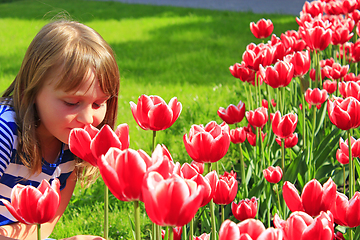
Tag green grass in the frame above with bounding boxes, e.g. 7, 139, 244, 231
0, 0, 299, 238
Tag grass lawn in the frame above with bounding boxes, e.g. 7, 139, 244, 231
0, 0, 299, 238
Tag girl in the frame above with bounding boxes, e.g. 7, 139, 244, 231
0, 20, 120, 239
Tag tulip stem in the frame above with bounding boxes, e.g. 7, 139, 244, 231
210, 199, 217, 240
348, 130, 355, 198
208, 163, 217, 240
341, 165, 346, 194
190, 219, 193, 240
277, 88, 281, 115
239, 143, 248, 197
281, 87, 285, 114
310, 106, 316, 178
255, 72, 259, 108
274, 184, 283, 219
104, 186, 109, 240
134, 201, 141, 240
300, 77, 306, 151
168, 226, 174, 240
281, 139, 285, 173
152, 130, 157, 153
183, 223, 187, 240
157, 225, 162, 240
37, 224, 41, 240
221, 205, 225, 224
248, 85, 254, 110
258, 127, 264, 171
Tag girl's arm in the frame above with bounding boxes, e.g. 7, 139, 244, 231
0, 171, 103, 240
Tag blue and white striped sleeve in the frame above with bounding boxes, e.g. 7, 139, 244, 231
0, 110, 17, 178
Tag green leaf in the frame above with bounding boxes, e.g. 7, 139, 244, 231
314, 128, 342, 169
285, 149, 308, 183
128, 214, 136, 240
314, 103, 327, 136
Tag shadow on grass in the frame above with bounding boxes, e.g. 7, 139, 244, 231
0, 0, 299, 86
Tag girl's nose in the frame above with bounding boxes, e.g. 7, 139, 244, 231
76, 106, 94, 125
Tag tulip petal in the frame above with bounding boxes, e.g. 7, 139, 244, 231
282, 181, 304, 212
91, 125, 121, 159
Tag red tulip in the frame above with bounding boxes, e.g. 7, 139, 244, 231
0, 179, 60, 224
325, 1, 343, 15
230, 127, 247, 144
309, 68, 326, 82
193, 233, 210, 240
247, 129, 266, 147
332, 191, 360, 228
336, 136, 360, 164
190, 161, 204, 174
287, 50, 311, 77
350, 9, 360, 24
344, 72, 360, 82
219, 219, 270, 240
323, 63, 349, 80
142, 172, 203, 227
98, 148, 148, 201
339, 41, 354, 62
142, 144, 179, 180
192, 173, 212, 207
327, 96, 360, 130
281, 34, 306, 53
302, 0, 325, 17
69, 124, 129, 166
262, 99, 269, 109
130, 94, 182, 131
274, 211, 334, 240
180, 162, 200, 180
275, 133, 298, 148
339, 136, 360, 157
229, 62, 256, 83
242, 43, 274, 71
304, 88, 328, 108
351, 39, 360, 62
259, 60, 294, 89
320, 57, 335, 68
237, 219, 267, 239
250, 18, 274, 39
183, 121, 230, 163
282, 178, 337, 217
341, 0, 358, 14
161, 226, 182, 240
272, 41, 290, 64
301, 26, 332, 51
231, 197, 258, 221
209, 171, 238, 205
334, 232, 345, 240
217, 100, 246, 124
246, 107, 268, 128
323, 80, 337, 94
296, 12, 314, 28
263, 166, 283, 184
338, 81, 360, 101
336, 148, 350, 164
271, 111, 297, 139
331, 25, 354, 46
219, 220, 240, 240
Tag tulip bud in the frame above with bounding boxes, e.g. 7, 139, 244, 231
263, 166, 283, 183
231, 197, 258, 221
130, 94, 182, 131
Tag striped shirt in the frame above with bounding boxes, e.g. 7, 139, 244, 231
0, 104, 76, 226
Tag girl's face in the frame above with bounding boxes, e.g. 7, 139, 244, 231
35, 69, 109, 144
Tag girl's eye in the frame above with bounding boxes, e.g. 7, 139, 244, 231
64, 101, 79, 106
93, 101, 106, 109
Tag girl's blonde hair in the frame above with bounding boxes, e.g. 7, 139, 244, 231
2, 20, 120, 182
